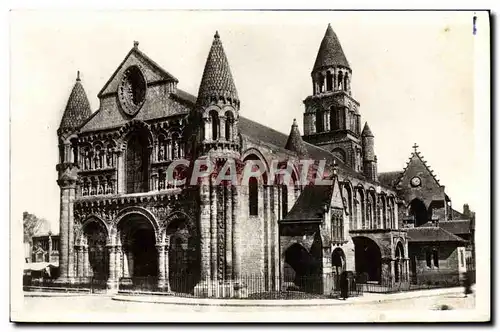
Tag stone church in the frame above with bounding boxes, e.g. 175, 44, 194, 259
55, 24, 472, 296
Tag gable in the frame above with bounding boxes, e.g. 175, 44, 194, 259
330, 177, 344, 209
397, 152, 445, 205
98, 47, 177, 98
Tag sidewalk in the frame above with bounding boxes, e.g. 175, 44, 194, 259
110, 287, 465, 307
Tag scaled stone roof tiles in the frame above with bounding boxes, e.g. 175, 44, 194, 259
197, 31, 239, 103
285, 119, 309, 158
59, 75, 92, 133
361, 122, 374, 137
313, 24, 350, 72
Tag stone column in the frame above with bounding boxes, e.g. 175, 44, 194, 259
210, 177, 218, 283
128, 251, 134, 278
77, 245, 84, 278
381, 257, 393, 288
157, 242, 166, 289
225, 186, 233, 279
122, 249, 130, 278
263, 185, 271, 291
220, 116, 226, 141
116, 151, 125, 194
116, 245, 122, 281
199, 177, 211, 285
48, 233, 53, 262
56, 179, 77, 282
325, 111, 330, 132
107, 245, 117, 291
165, 240, 171, 292
322, 71, 327, 92
83, 246, 89, 278
232, 185, 241, 282
272, 186, 280, 291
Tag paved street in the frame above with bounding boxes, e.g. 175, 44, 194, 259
14, 288, 478, 322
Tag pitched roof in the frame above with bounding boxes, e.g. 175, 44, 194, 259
397, 145, 442, 188
422, 220, 472, 235
197, 31, 239, 103
281, 184, 333, 222
406, 226, 466, 243
97, 43, 178, 98
451, 208, 468, 220
58, 73, 92, 134
313, 24, 350, 72
378, 171, 402, 189
285, 119, 309, 158
361, 122, 374, 137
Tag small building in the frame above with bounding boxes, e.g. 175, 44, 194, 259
31, 232, 60, 264
379, 145, 475, 287
406, 226, 467, 286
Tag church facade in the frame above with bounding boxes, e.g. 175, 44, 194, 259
56, 25, 470, 297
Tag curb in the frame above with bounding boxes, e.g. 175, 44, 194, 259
111, 287, 464, 307
24, 292, 108, 298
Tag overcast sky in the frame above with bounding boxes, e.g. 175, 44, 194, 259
11, 10, 477, 227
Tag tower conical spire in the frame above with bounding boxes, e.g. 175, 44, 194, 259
313, 24, 350, 72
362, 122, 374, 137
285, 119, 309, 158
58, 71, 92, 135
197, 31, 239, 104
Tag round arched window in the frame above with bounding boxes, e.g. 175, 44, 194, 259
118, 66, 147, 116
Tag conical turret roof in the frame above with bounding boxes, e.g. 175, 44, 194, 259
198, 31, 239, 103
362, 122, 374, 137
313, 24, 350, 72
285, 119, 309, 158
59, 71, 92, 134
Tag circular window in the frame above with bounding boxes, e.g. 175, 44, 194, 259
410, 176, 421, 187
118, 66, 147, 116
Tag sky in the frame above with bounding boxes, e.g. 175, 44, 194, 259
10, 10, 477, 228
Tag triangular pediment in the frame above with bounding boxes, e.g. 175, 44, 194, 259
98, 46, 178, 98
78, 47, 193, 133
330, 177, 343, 209
397, 151, 442, 190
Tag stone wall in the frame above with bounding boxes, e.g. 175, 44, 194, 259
408, 242, 461, 286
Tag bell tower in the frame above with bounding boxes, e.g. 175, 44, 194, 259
192, 31, 240, 160
56, 71, 92, 283
303, 24, 363, 172
192, 31, 243, 297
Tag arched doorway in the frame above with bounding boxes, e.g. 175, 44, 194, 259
166, 217, 199, 294
409, 198, 428, 227
353, 236, 382, 283
82, 220, 108, 280
283, 238, 322, 293
117, 213, 158, 289
331, 248, 346, 276
395, 242, 405, 283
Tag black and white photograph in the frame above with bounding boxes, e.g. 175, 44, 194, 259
9, 9, 490, 323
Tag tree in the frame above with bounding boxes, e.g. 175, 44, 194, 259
23, 211, 44, 244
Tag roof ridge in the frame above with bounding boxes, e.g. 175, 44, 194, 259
97, 44, 178, 98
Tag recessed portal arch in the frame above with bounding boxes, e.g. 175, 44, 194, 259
409, 198, 428, 227
353, 236, 382, 283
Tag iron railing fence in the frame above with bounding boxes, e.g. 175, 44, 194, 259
25, 271, 464, 297
23, 276, 107, 294
358, 272, 462, 294
117, 273, 363, 299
